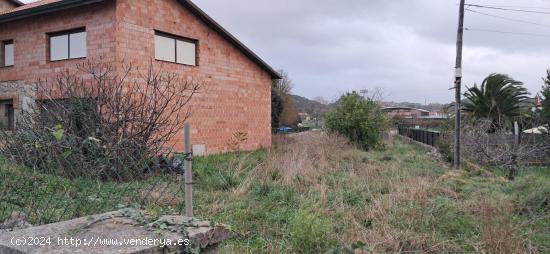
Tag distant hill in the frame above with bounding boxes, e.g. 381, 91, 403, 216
291, 94, 450, 119
292, 95, 331, 118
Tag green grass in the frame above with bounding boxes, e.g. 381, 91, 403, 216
0, 156, 182, 225
1, 138, 549, 253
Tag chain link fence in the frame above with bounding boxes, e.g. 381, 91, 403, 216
0, 128, 189, 227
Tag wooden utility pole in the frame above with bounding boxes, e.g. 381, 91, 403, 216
454, 0, 465, 169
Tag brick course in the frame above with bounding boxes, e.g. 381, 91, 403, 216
0, 0, 273, 154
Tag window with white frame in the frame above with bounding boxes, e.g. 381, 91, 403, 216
2, 40, 14, 67
155, 32, 197, 66
49, 28, 87, 61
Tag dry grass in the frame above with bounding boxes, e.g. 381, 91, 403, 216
469, 198, 534, 253
191, 132, 547, 253
259, 132, 354, 184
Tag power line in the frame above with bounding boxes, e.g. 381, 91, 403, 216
468, 5, 550, 10
466, 8, 550, 28
465, 27, 550, 37
465, 3, 550, 15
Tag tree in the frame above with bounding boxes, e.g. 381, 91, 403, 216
325, 92, 388, 150
541, 70, 550, 125
273, 70, 293, 95
280, 94, 299, 126
273, 70, 298, 127
462, 73, 530, 130
271, 84, 284, 128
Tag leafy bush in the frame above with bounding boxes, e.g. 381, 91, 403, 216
325, 92, 388, 150
289, 204, 334, 253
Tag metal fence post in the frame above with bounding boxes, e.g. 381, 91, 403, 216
184, 123, 193, 217
425, 131, 428, 145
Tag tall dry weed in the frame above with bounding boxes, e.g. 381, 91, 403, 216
258, 132, 355, 185
468, 198, 534, 254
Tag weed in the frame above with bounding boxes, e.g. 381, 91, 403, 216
505, 174, 550, 215
289, 204, 334, 253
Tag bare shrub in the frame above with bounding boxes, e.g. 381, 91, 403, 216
0, 61, 201, 180
462, 119, 550, 180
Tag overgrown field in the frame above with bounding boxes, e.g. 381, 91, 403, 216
193, 133, 549, 253
1, 133, 549, 253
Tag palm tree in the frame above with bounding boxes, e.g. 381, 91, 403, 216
462, 73, 530, 130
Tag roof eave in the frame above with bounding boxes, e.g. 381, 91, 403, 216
0, 0, 106, 24
176, 0, 281, 79
9, 0, 25, 6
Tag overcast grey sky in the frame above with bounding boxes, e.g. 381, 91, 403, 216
25, 0, 550, 103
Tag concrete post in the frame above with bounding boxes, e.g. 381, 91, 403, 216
184, 123, 193, 217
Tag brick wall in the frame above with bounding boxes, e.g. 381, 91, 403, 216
0, 0, 116, 82
115, 0, 272, 154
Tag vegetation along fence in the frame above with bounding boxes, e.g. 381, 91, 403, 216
398, 125, 440, 147
0, 124, 194, 227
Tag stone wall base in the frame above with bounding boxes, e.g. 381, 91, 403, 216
0, 209, 232, 254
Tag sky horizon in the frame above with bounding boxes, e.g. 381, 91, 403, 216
23, 0, 550, 104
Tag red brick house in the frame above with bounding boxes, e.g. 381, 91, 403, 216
0, 0, 280, 154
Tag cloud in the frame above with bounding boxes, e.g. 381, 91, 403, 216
190, 0, 550, 103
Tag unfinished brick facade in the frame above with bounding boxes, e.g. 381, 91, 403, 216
0, 0, 278, 154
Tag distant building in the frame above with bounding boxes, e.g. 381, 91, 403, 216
426, 110, 449, 119
298, 113, 312, 122
383, 107, 430, 118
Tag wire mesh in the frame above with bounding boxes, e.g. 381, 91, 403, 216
0, 127, 187, 226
